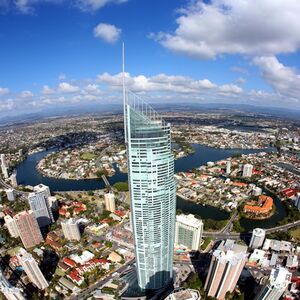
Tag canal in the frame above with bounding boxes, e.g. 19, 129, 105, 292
16, 144, 285, 229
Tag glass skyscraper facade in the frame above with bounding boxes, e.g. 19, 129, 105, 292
125, 90, 176, 290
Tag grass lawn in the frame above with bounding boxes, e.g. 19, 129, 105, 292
113, 181, 129, 192
80, 152, 97, 161
201, 237, 212, 251
7, 247, 21, 256
55, 268, 65, 277
290, 227, 300, 240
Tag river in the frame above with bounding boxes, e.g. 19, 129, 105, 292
16, 144, 284, 229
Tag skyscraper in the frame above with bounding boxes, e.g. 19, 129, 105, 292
242, 163, 253, 177
1, 164, 9, 179
1, 153, 9, 179
61, 218, 81, 241
14, 211, 43, 249
6, 188, 15, 201
125, 90, 176, 290
1, 153, 7, 166
28, 184, 54, 227
254, 267, 291, 300
204, 239, 248, 300
17, 248, 49, 290
175, 214, 203, 251
104, 192, 116, 212
295, 192, 300, 210
34, 184, 51, 198
10, 173, 18, 187
226, 158, 231, 175
4, 215, 19, 238
0, 269, 25, 300
249, 228, 266, 249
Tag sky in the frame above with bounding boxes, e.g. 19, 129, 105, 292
1, 0, 300, 117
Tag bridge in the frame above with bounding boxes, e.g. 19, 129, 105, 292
0, 178, 29, 201
101, 175, 110, 188
203, 220, 300, 240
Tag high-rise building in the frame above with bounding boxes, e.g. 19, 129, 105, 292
1, 153, 7, 166
226, 159, 231, 175
1, 164, 9, 179
254, 267, 291, 300
17, 248, 49, 290
204, 239, 248, 300
175, 214, 203, 251
249, 228, 266, 249
242, 164, 253, 177
295, 192, 300, 210
0, 269, 26, 300
10, 173, 18, 187
14, 211, 43, 249
48, 196, 58, 210
28, 184, 54, 227
6, 188, 15, 201
104, 192, 116, 213
1, 154, 9, 179
61, 218, 81, 241
33, 184, 51, 198
252, 186, 262, 196
4, 215, 19, 238
125, 90, 176, 290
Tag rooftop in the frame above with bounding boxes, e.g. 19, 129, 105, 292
176, 214, 203, 228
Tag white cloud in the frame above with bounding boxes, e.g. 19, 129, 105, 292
14, 0, 32, 14
93, 23, 121, 44
219, 84, 243, 94
58, 82, 80, 93
231, 66, 249, 75
84, 84, 102, 95
2, 69, 300, 115
20, 90, 34, 98
74, 0, 127, 12
2, 0, 125, 14
153, 0, 300, 59
235, 77, 246, 85
42, 85, 54, 94
253, 56, 300, 101
0, 87, 9, 95
0, 99, 16, 112
98, 72, 241, 95
13, 0, 63, 14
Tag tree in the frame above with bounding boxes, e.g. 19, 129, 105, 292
113, 181, 129, 192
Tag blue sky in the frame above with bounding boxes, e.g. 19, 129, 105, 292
1, 0, 300, 116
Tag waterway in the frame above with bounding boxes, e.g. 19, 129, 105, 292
16, 144, 284, 228
276, 162, 300, 176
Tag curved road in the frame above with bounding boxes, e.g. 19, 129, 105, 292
203, 220, 300, 239
0, 178, 29, 201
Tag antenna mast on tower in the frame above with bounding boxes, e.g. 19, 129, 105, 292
122, 42, 127, 143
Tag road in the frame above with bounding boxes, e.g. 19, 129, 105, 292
0, 178, 29, 201
265, 220, 300, 233
203, 220, 300, 239
219, 210, 238, 234
67, 259, 135, 300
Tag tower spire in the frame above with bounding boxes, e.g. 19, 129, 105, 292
122, 42, 127, 142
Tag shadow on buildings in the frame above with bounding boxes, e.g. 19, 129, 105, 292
189, 251, 211, 289
238, 267, 259, 300
121, 270, 174, 300
240, 232, 252, 246
40, 249, 59, 281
